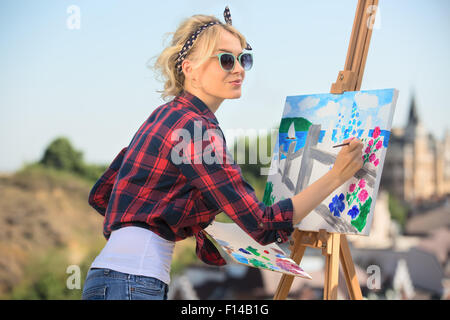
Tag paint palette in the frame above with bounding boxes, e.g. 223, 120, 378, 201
204, 221, 312, 279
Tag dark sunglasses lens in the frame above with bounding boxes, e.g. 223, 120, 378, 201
240, 53, 253, 71
220, 54, 235, 71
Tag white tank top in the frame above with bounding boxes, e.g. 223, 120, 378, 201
90, 226, 175, 285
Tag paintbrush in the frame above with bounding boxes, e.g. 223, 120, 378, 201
332, 142, 351, 148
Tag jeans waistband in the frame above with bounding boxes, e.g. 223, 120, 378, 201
89, 267, 167, 287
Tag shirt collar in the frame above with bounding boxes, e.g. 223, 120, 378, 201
174, 90, 220, 126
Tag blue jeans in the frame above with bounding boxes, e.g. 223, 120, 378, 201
82, 268, 169, 300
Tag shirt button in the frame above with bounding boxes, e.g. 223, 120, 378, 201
259, 223, 264, 227
277, 237, 282, 243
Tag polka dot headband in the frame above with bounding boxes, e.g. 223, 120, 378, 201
175, 6, 252, 74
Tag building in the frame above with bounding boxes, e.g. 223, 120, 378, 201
381, 94, 450, 203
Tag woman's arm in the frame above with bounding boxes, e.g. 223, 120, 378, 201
291, 137, 364, 225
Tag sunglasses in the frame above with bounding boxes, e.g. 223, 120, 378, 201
211, 52, 253, 72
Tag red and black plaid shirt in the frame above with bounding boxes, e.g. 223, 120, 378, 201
88, 90, 294, 266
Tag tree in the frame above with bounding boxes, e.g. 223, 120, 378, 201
39, 137, 84, 173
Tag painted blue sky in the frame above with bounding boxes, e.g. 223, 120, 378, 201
283, 89, 396, 130
1, 0, 449, 172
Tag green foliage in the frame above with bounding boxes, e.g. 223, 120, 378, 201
40, 137, 84, 172
5, 248, 76, 300
388, 193, 408, 229
2, 240, 105, 300
170, 240, 199, 276
231, 128, 276, 199
23, 136, 107, 183
279, 117, 312, 133
351, 197, 372, 232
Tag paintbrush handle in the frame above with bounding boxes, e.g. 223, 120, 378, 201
332, 142, 351, 148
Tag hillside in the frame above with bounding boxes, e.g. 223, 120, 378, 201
0, 167, 106, 297
0, 165, 210, 299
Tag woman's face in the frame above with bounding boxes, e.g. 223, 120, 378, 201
183, 28, 245, 111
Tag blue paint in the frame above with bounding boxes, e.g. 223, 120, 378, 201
278, 131, 308, 160
231, 252, 249, 264
239, 248, 251, 255
357, 129, 364, 138
368, 129, 391, 147
343, 128, 350, 139
268, 264, 281, 271
331, 129, 338, 142
318, 130, 325, 143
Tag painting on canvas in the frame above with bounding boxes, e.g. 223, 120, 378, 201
262, 89, 399, 235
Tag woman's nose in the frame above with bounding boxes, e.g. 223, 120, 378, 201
233, 59, 245, 74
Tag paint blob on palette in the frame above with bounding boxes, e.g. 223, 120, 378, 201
204, 221, 312, 279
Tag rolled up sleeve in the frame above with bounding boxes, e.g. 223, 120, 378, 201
169, 119, 294, 245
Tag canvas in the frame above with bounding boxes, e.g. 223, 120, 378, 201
262, 89, 399, 235
204, 221, 312, 279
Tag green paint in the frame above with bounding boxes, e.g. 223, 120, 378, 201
351, 197, 372, 232
279, 117, 312, 133
246, 246, 260, 256
262, 181, 276, 206
261, 255, 270, 261
249, 258, 268, 269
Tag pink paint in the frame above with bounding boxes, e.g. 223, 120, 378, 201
358, 179, 366, 189
358, 189, 369, 202
349, 183, 356, 193
376, 140, 383, 150
373, 126, 381, 139
369, 153, 376, 162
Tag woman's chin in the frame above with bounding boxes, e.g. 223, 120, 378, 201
226, 89, 242, 99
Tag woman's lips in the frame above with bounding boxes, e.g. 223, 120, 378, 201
230, 80, 242, 86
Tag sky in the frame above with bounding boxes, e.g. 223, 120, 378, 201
0, 0, 449, 172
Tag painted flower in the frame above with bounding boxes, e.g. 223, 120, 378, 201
369, 153, 376, 162
365, 146, 371, 154
376, 140, 383, 150
329, 193, 345, 217
358, 179, 366, 189
373, 126, 381, 139
349, 183, 356, 193
374, 159, 380, 167
347, 205, 360, 219
358, 189, 369, 202
368, 139, 374, 146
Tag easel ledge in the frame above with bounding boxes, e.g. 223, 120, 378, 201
274, 0, 379, 300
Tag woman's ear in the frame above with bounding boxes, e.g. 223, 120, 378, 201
181, 59, 192, 79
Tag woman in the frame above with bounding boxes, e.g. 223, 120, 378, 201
82, 6, 363, 300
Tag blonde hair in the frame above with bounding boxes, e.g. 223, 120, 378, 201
148, 14, 248, 101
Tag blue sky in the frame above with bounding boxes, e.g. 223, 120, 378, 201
1, 0, 449, 172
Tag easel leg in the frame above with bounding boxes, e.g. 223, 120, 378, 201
340, 235, 363, 299
273, 246, 306, 299
323, 233, 340, 299
274, 230, 306, 300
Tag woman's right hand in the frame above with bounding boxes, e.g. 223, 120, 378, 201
331, 138, 364, 184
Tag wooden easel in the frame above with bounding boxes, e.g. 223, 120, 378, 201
274, 0, 379, 300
